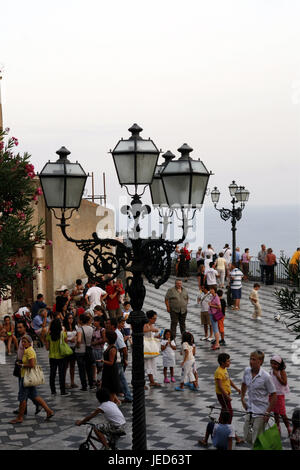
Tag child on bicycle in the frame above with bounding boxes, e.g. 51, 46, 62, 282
76, 387, 126, 450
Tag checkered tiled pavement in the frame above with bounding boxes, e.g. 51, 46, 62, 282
0, 276, 298, 450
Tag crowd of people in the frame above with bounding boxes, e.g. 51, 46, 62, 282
0, 243, 299, 451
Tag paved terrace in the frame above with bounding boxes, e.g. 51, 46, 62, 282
0, 276, 299, 450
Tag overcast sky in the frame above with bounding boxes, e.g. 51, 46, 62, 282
1, 0, 299, 215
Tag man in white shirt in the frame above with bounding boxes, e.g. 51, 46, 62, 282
205, 263, 219, 290
230, 263, 244, 310
204, 244, 215, 260
241, 350, 277, 446
85, 280, 107, 314
222, 244, 232, 265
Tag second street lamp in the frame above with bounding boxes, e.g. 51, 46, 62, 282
39, 124, 212, 450
211, 181, 250, 264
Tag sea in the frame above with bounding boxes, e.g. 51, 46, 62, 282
200, 204, 300, 259
116, 204, 300, 259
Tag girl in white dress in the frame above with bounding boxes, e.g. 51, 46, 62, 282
161, 329, 176, 383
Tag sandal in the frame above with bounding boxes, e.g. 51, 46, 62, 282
175, 387, 185, 391
211, 345, 220, 350
45, 412, 55, 421
149, 382, 161, 387
10, 418, 23, 424
198, 439, 208, 447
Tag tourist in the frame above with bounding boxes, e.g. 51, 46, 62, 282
290, 408, 300, 450
215, 253, 227, 288
56, 288, 71, 314
71, 279, 84, 301
177, 248, 188, 279
115, 317, 132, 403
161, 329, 176, 384
213, 353, 243, 444
234, 247, 241, 268
45, 318, 69, 396
93, 305, 108, 321
208, 287, 221, 351
183, 242, 192, 281
205, 262, 219, 291
216, 289, 226, 346
105, 278, 123, 319
12, 322, 41, 417
76, 387, 126, 450
175, 245, 181, 277
165, 279, 189, 340
197, 285, 213, 342
10, 335, 54, 423
229, 263, 244, 310
85, 279, 107, 314
143, 310, 161, 388
198, 411, 235, 450
197, 263, 206, 291
63, 313, 79, 389
204, 244, 215, 261
91, 315, 106, 387
265, 248, 277, 285
258, 244, 268, 283
289, 248, 300, 285
175, 331, 196, 391
99, 329, 121, 404
122, 301, 132, 340
269, 355, 291, 436
222, 244, 232, 266
31, 294, 47, 319
32, 308, 50, 343
190, 333, 199, 390
2, 315, 18, 355
249, 283, 262, 321
75, 313, 95, 391
241, 350, 277, 447
241, 248, 251, 281
196, 246, 205, 273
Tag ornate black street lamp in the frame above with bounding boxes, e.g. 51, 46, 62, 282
39, 124, 212, 450
211, 181, 250, 264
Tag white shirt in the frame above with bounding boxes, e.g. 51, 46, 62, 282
222, 248, 232, 264
242, 367, 276, 417
204, 258, 212, 274
205, 248, 215, 259
198, 292, 212, 312
161, 339, 176, 360
206, 268, 218, 285
86, 286, 106, 311
98, 401, 126, 427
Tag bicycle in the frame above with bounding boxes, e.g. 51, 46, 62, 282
78, 422, 126, 451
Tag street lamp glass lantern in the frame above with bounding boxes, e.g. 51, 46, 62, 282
229, 181, 238, 198
235, 186, 250, 202
150, 151, 175, 206
211, 187, 221, 204
111, 124, 160, 186
160, 144, 211, 208
39, 147, 87, 209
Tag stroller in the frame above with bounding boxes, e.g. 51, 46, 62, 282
13, 308, 44, 348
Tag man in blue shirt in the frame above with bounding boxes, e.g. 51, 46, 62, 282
31, 294, 47, 318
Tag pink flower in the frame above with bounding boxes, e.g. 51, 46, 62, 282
16, 272, 22, 279
12, 137, 19, 146
32, 195, 38, 201
44, 265, 50, 270
0, 142, 4, 151
46, 239, 53, 246
36, 187, 43, 196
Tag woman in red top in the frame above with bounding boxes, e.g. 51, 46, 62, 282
105, 279, 124, 319
265, 248, 277, 285
183, 243, 192, 282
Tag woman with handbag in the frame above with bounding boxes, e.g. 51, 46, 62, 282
143, 310, 161, 388
10, 335, 54, 424
208, 287, 222, 351
45, 318, 69, 396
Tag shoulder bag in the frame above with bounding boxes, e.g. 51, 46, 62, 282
58, 331, 74, 358
23, 364, 45, 387
144, 336, 161, 358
